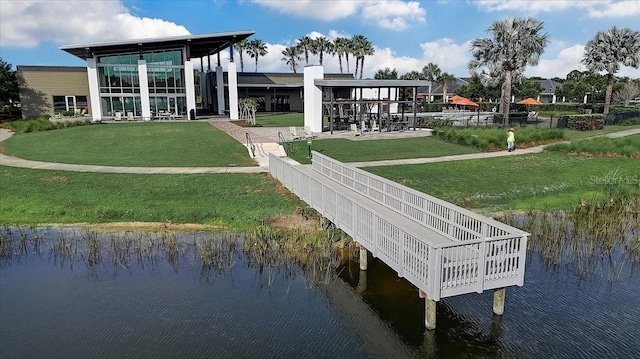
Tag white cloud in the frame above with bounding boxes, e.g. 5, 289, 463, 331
588, 1, 640, 18
474, 0, 603, 13
0, 0, 189, 48
474, 0, 640, 18
361, 1, 426, 31
250, 0, 361, 21
251, 0, 426, 31
419, 39, 472, 75
525, 45, 585, 78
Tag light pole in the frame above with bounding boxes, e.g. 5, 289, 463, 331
307, 137, 312, 159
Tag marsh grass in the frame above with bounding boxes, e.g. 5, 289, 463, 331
501, 183, 639, 280
0, 225, 345, 286
544, 134, 640, 157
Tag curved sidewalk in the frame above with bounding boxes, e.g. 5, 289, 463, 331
1, 127, 639, 173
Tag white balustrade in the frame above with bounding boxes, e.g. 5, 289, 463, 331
270, 153, 528, 301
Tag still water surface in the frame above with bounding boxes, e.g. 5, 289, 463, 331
1, 228, 639, 358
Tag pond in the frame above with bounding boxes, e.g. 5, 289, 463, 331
1, 227, 639, 358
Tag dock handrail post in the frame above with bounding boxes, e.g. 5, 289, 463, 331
493, 288, 506, 315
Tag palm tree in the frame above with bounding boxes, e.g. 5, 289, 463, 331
297, 36, 314, 66
247, 39, 268, 73
351, 35, 374, 79
582, 27, 640, 114
314, 36, 334, 66
333, 37, 350, 73
281, 46, 302, 73
438, 72, 457, 102
234, 39, 248, 72
421, 63, 441, 103
469, 17, 549, 126
359, 38, 374, 79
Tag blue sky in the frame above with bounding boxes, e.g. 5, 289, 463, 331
1, 0, 639, 79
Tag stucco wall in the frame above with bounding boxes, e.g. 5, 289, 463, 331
17, 66, 90, 118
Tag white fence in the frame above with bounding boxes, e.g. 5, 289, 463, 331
269, 152, 529, 301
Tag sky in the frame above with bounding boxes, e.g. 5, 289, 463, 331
1, 0, 639, 80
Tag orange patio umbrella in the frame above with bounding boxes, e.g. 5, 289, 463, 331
517, 97, 543, 105
450, 95, 478, 107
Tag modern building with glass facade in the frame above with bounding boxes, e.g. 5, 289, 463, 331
59, 31, 254, 122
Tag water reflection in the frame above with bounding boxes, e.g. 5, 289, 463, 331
2, 226, 640, 358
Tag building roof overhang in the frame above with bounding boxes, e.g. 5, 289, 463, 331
60, 30, 255, 60
315, 79, 432, 88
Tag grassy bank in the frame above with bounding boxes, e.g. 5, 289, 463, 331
431, 126, 566, 151
365, 153, 640, 213
1, 122, 255, 167
0, 167, 302, 231
287, 137, 478, 164
545, 134, 640, 157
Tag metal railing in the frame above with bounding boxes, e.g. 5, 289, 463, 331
245, 132, 256, 158
269, 154, 529, 301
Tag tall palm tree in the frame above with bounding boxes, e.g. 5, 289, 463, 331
438, 72, 457, 102
333, 37, 350, 73
422, 63, 441, 103
234, 39, 248, 72
281, 46, 302, 73
297, 36, 314, 66
351, 35, 374, 79
351, 35, 365, 79
582, 26, 640, 114
359, 38, 374, 79
247, 39, 268, 73
314, 36, 334, 66
469, 17, 549, 126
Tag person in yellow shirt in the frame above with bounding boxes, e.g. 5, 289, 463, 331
507, 128, 515, 152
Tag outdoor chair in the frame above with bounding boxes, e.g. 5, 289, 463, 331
361, 120, 368, 132
304, 126, 315, 139
127, 112, 134, 121
290, 126, 302, 140
114, 112, 122, 121
371, 120, 380, 132
350, 123, 361, 137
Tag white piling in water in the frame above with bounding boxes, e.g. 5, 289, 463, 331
493, 288, 506, 315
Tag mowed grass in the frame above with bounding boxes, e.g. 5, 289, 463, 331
0, 122, 256, 167
0, 167, 302, 230
287, 137, 478, 164
255, 113, 304, 127
365, 153, 640, 213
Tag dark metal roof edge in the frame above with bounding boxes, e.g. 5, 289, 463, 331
315, 79, 432, 87
60, 30, 255, 50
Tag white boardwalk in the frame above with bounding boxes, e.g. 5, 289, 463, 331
269, 151, 529, 329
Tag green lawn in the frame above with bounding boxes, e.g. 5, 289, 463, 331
0, 122, 256, 167
365, 153, 640, 213
287, 137, 479, 164
0, 167, 301, 230
255, 113, 304, 127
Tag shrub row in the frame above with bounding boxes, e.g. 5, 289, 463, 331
432, 126, 565, 151
2, 117, 91, 133
557, 115, 605, 131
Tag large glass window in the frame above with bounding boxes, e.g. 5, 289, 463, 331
53, 95, 88, 114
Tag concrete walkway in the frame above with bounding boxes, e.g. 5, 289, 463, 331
1, 126, 639, 174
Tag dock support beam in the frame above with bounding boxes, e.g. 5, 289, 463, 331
420, 290, 437, 330
425, 299, 437, 330
359, 246, 368, 271
493, 288, 506, 315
